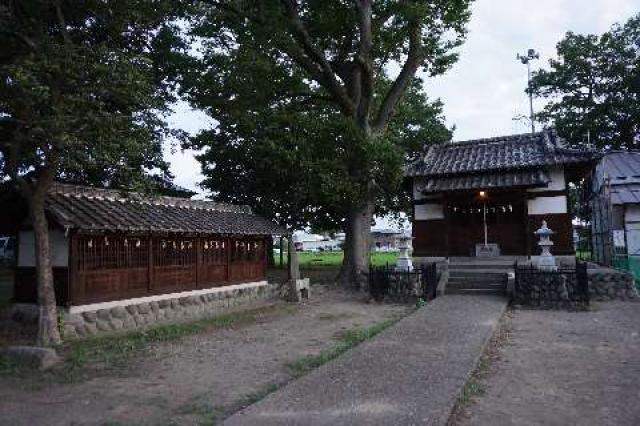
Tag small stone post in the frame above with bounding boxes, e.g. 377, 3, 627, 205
286, 236, 309, 302
535, 220, 557, 271
288, 236, 300, 281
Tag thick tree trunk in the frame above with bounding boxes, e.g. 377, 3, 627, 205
30, 189, 61, 346
337, 197, 374, 290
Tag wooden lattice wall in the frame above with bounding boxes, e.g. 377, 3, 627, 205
67, 233, 267, 305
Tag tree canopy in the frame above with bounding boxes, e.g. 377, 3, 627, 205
0, 0, 186, 345
182, 0, 469, 284
0, 0, 187, 190
530, 13, 640, 150
185, 68, 451, 231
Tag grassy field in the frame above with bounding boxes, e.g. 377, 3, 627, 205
274, 251, 399, 268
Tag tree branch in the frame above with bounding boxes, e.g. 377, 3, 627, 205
355, 0, 374, 129
371, 21, 424, 133
54, 0, 71, 45
280, 0, 356, 116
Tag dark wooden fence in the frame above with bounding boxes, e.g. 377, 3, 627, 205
16, 234, 269, 306
513, 261, 589, 308
70, 233, 267, 305
368, 264, 438, 302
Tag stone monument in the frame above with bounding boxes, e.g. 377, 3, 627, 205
286, 237, 310, 302
395, 230, 414, 272
535, 220, 557, 271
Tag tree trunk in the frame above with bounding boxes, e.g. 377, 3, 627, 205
337, 197, 374, 290
30, 189, 62, 346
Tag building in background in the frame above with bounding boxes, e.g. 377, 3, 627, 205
590, 152, 640, 276
370, 229, 403, 252
293, 233, 341, 252
406, 129, 598, 260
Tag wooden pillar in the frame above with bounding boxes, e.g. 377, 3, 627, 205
68, 232, 77, 306
524, 193, 531, 258
226, 236, 231, 282
443, 197, 450, 258
147, 235, 154, 294
263, 236, 268, 277
279, 236, 284, 268
195, 235, 201, 288
266, 235, 275, 268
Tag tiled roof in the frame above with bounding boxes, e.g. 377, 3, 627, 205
407, 129, 598, 177
420, 169, 551, 193
45, 184, 287, 236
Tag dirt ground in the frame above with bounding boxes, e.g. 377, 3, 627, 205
458, 301, 640, 426
0, 285, 412, 426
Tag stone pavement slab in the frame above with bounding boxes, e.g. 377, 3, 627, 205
224, 295, 507, 426
461, 301, 640, 426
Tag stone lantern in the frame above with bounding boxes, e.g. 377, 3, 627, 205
534, 220, 557, 271
395, 230, 414, 272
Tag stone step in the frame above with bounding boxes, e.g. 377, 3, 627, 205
448, 268, 511, 276
447, 282, 505, 290
448, 277, 507, 284
445, 288, 506, 296
448, 263, 515, 271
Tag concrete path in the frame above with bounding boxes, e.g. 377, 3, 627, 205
224, 295, 507, 426
460, 301, 640, 426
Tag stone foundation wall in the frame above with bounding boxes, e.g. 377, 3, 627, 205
52, 283, 280, 339
8, 282, 280, 340
588, 268, 638, 301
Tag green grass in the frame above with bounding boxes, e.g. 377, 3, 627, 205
286, 319, 396, 377
274, 251, 399, 269
64, 307, 280, 374
0, 305, 289, 381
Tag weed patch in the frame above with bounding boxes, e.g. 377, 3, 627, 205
287, 319, 395, 377
63, 307, 282, 376
448, 308, 513, 425
1, 304, 290, 384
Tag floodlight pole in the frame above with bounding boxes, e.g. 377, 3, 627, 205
517, 49, 540, 134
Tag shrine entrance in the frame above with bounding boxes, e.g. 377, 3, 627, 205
445, 191, 528, 257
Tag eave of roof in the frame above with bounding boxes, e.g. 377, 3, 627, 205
419, 169, 551, 194
406, 129, 599, 178
43, 184, 288, 236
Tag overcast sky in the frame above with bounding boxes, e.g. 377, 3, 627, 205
166, 0, 637, 206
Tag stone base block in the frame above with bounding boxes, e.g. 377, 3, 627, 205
285, 278, 310, 302
0, 346, 60, 370
54, 282, 281, 340
588, 268, 639, 301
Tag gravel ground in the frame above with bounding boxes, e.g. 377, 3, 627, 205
0, 285, 412, 426
224, 295, 507, 426
458, 301, 640, 426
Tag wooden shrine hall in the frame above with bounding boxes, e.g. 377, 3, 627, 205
406, 129, 599, 259
2, 183, 286, 307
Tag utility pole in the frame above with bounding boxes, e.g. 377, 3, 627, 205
517, 48, 539, 134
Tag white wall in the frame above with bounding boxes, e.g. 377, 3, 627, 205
625, 205, 640, 223
526, 166, 568, 215
528, 166, 566, 192
625, 205, 640, 256
18, 230, 69, 267
527, 196, 567, 215
414, 203, 444, 220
